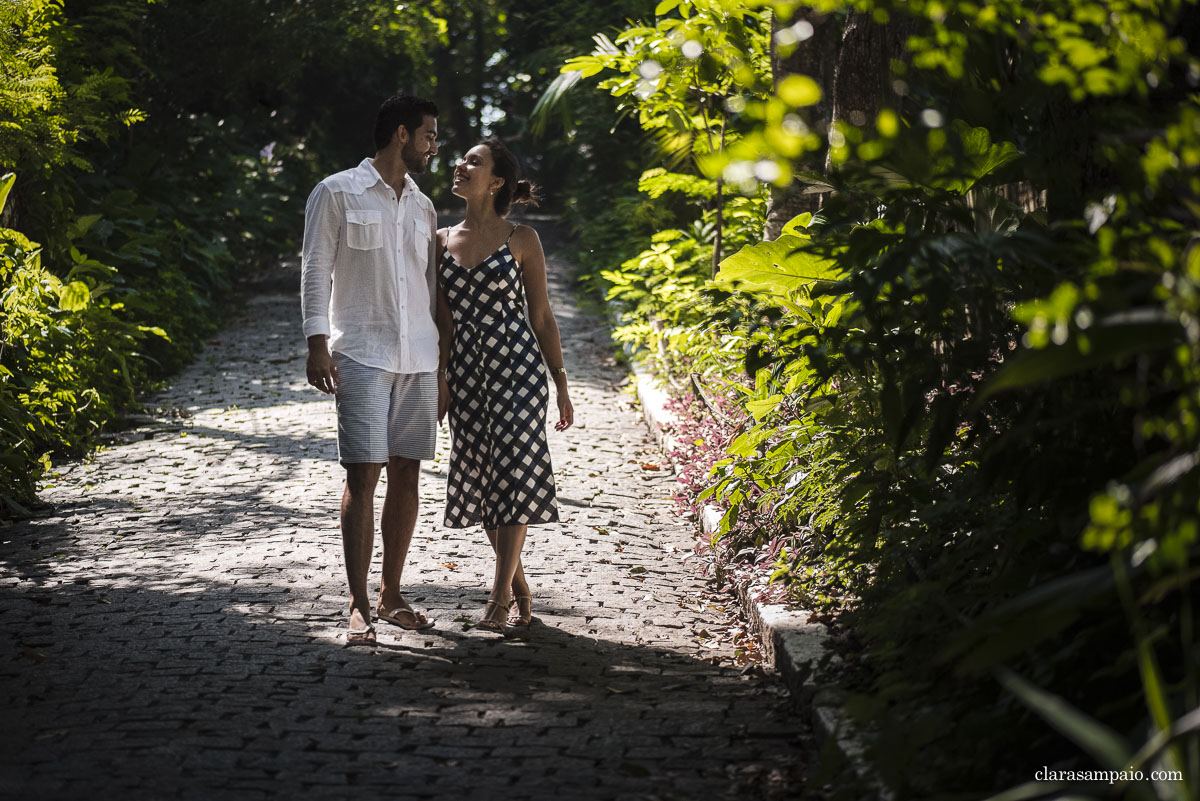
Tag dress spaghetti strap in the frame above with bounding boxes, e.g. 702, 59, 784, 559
505, 223, 518, 244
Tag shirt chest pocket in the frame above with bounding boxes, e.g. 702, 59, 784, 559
412, 218, 431, 259
345, 209, 383, 250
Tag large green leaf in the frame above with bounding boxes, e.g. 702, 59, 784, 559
745, 393, 782, 421
932, 122, 1022, 194
0, 173, 14, 216
780, 212, 813, 237
57, 281, 91, 312
715, 235, 842, 301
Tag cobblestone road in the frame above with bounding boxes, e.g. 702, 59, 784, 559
0, 220, 811, 800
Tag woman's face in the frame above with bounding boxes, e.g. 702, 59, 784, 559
451, 144, 503, 200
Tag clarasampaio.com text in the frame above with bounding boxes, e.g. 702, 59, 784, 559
1036, 768, 1184, 784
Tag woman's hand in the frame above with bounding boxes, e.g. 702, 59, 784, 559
555, 393, 574, 431
437, 373, 450, 423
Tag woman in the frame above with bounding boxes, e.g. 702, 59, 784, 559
436, 137, 574, 633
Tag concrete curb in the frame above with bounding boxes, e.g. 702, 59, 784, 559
628, 355, 892, 799
629, 360, 677, 454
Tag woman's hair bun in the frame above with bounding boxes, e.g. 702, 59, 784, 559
512, 178, 540, 207
480, 137, 540, 215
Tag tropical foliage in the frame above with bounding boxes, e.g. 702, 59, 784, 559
551, 0, 1200, 796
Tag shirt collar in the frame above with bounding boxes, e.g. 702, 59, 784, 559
346, 158, 384, 193
350, 158, 419, 201
402, 172, 420, 198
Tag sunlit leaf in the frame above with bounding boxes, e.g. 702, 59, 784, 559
57, 282, 91, 312
0, 173, 15, 216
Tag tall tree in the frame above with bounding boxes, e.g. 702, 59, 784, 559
763, 7, 839, 240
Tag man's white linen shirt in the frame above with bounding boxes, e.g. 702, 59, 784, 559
301, 158, 439, 375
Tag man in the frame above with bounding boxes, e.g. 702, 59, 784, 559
301, 95, 447, 644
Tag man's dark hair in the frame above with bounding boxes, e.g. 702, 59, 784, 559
374, 95, 438, 151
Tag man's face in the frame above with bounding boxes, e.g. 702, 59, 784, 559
401, 115, 439, 174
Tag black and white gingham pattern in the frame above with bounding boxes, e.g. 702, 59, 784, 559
440, 238, 559, 529
332, 352, 437, 464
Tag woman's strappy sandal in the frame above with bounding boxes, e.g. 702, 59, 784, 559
476, 600, 508, 634
508, 595, 533, 628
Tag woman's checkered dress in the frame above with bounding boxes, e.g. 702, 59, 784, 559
440, 229, 559, 529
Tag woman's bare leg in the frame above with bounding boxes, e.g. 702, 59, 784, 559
482, 524, 527, 626
485, 527, 530, 604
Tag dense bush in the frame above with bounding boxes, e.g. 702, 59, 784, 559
556, 0, 1200, 797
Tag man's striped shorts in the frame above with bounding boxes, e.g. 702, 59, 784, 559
332, 352, 437, 464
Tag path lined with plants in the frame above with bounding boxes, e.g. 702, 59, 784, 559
0, 223, 811, 800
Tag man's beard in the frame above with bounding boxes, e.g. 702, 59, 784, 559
401, 141, 426, 174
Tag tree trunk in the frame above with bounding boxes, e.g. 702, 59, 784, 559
820, 9, 917, 213
826, 9, 891, 167
763, 9, 839, 240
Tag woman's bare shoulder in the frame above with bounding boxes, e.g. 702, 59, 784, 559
510, 223, 542, 252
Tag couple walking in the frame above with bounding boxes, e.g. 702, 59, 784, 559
301, 94, 573, 643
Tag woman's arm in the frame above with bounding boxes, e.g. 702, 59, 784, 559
513, 225, 573, 431
435, 228, 453, 423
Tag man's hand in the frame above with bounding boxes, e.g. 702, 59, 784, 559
307, 337, 337, 394
437, 373, 450, 423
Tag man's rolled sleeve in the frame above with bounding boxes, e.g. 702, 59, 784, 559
301, 183, 340, 339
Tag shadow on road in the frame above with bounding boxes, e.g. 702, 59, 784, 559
0, 571, 804, 800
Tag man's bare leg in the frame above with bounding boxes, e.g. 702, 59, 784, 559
342, 462, 383, 635
377, 456, 427, 625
